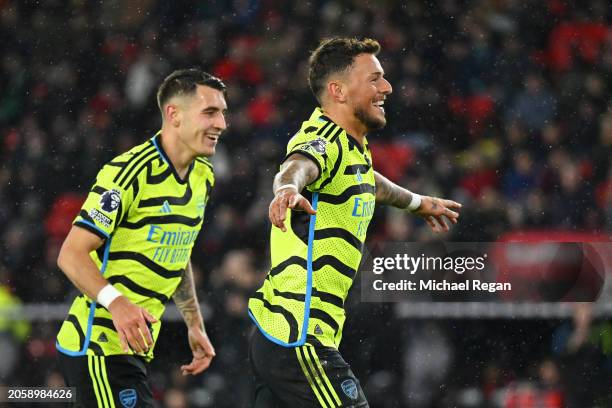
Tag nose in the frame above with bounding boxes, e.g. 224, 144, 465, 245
381, 77, 392, 95
216, 112, 227, 131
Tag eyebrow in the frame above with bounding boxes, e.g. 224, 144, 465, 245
202, 106, 228, 113
369, 71, 383, 78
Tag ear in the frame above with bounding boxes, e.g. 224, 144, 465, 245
165, 103, 181, 127
327, 80, 347, 103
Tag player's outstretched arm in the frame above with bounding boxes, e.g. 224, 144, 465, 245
374, 171, 462, 233
173, 261, 215, 376
269, 154, 319, 232
57, 226, 156, 354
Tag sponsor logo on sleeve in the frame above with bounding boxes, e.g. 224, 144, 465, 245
88, 209, 112, 228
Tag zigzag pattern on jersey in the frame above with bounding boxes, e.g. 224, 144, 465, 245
111, 141, 159, 190
138, 183, 192, 208
318, 183, 376, 205
269, 254, 357, 280
107, 251, 184, 279
119, 214, 202, 229
252, 290, 340, 344
138, 158, 212, 208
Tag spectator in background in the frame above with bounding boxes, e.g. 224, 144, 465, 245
0, 266, 30, 383
505, 73, 557, 133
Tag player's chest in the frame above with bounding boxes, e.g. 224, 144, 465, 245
341, 147, 374, 186
131, 179, 209, 220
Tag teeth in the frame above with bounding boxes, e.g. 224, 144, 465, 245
373, 101, 384, 106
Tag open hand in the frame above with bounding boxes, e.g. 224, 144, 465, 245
414, 196, 462, 233
269, 188, 316, 232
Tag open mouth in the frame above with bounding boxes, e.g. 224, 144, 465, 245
372, 99, 385, 114
206, 134, 220, 143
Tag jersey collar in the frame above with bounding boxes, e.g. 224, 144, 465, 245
311, 107, 368, 154
151, 131, 193, 184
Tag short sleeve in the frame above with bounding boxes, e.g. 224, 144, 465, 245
281, 128, 340, 192
73, 164, 134, 240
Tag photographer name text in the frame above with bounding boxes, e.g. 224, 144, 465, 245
373, 279, 511, 293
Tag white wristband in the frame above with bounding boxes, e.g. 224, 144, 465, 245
97, 284, 122, 309
407, 193, 423, 212
274, 184, 299, 195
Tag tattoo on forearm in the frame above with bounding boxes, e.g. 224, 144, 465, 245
273, 154, 319, 194
173, 263, 203, 329
374, 171, 413, 208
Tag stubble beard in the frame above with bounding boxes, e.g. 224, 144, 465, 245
354, 106, 386, 131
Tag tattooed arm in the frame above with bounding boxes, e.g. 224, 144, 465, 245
173, 262, 204, 329
374, 171, 463, 233
269, 154, 319, 232
173, 261, 215, 375
374, 171, 417, 208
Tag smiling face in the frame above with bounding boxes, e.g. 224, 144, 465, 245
344, 53, 392, 131
172, 84, 227, 157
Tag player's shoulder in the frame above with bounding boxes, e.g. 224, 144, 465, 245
287, 122, 342, 163
193, 157, 215, 184
110, 138, 157, 164
194, 157, 214, 173
289, 109, 344, 148
96, 138, 158, 188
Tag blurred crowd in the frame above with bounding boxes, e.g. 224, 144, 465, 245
1, 0, 611, 406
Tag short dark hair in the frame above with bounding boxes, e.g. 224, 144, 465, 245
308, 37, 381, 103
157, 68, 226, 115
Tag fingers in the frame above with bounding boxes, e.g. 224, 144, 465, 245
425, 216, 439, 232
288, 194, 301, 208
143, 309, 158, 324
117, 329, 130, 353
434, 215, 449, 232
298, 197, 316, 215
112, 309, 155, 353
270, 192, 316, 232
416, 196, 461, 233
122, 326, 144, 354
137, 319, 154, 349
276, 195, 289, 231
444, 208, 459, 220
202, 340, 216, 357
288, 195, 316, 215
140, 310, 156, 348
442, 199, 462, 209
112, 315, 132, 353
425, 215, 450, 233
268, 197, 288, 232
181, 356, 213, 376
276, 197, 289, 232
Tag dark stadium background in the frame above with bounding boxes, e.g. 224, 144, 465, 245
1, 1, 611, 407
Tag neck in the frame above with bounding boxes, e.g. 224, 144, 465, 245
321, 104, 367, 145
159, 125, 194, 178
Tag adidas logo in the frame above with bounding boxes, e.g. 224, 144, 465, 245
355, 169, 363, 182
314, 324, 323, 335
97, 332, 108, 343
160, 200, 172, 213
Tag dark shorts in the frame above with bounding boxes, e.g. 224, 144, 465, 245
250, 328, 369, 408
58, 351, 154, 408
